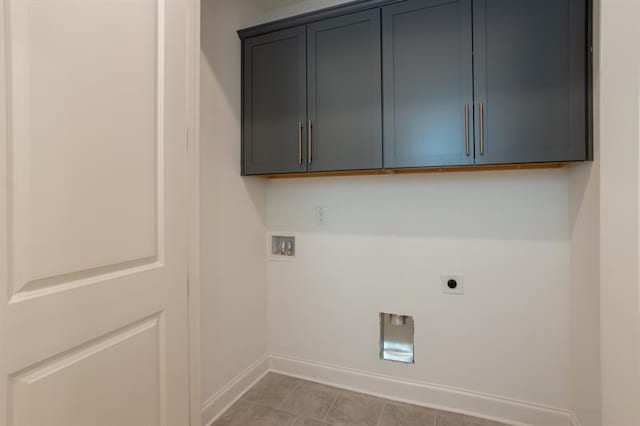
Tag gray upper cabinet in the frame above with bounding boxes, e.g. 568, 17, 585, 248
238, 0, 592, 176
473, 0, 589, 165
382, 0, 474, 169
307, 10, 382, 172
242, 26, 307, 175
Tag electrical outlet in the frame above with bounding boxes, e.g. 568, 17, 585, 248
441, 274, 464, 295
315, 206, 327, 226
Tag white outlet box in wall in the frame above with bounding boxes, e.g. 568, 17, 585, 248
315, 206, 328, 226
441, 274, 464, 295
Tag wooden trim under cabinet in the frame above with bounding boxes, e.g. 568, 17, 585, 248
264, 162, 577, 179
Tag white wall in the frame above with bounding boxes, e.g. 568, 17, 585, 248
567, 2, 602, 425
199, 0, 268, 422
568, 163, 601, 426
599, 0, 640, 424
267, 170, 572, 412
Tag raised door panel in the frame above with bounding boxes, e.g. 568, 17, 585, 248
10, 317, 162, 426
307, 9, 382, 172
473, 0, 588, 164
243, 26, 307, 175
6, 0, 159, 297
383, 0, 474, 169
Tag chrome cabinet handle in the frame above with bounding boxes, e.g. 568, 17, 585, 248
308, 120, 313, 164
298, 121, 303, 165
479, 102, 485, 156
464, 104, 470, 156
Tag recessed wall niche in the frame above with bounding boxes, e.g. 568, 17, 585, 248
270, 235, 295, 258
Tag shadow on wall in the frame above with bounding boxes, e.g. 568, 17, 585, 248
199, 0, 270, 404
201, 0, 266, 224
266, 169, 571, 242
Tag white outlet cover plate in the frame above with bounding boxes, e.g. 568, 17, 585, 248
315, 206, 327, 226
441, 274, 464, 295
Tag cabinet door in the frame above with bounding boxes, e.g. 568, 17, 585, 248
473, 0, 588, 165
307, 10, 382, 172
383, 0, 473, 169
243, 27, 307, 175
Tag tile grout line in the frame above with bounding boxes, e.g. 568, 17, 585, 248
273, 381, 342, 425
321, 392, 340, 422
278, 381, 303, 410
375, 402, 387, 426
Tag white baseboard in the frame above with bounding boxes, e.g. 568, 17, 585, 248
268, 353, 572, 426
201, 355, 269, 426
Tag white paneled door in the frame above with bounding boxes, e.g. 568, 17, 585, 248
0, 0, 191, 425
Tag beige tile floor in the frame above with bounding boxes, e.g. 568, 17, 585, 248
213, 373, 509, 426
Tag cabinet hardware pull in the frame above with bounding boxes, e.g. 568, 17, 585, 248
308, 119, 313, 164
464, 104, 470, 156
479, 102, 485, 156
298, 121, 303, 165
